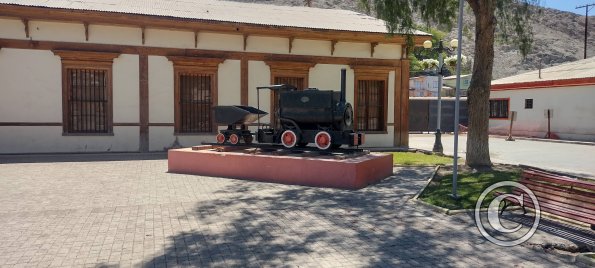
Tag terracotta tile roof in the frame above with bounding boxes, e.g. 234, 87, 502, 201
0, 0, 429, 35
492, 56, 595, 85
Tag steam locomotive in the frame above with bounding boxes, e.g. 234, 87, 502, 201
213, 69, 364, 150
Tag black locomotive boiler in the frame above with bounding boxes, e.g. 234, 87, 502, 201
213, 68, 364, 150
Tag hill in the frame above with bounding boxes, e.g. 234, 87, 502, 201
228, 0, 594, 79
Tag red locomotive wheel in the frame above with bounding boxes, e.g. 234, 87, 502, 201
229, 134, 240, 145
216, 133, 226, 144
281, 130, 297, 148
315, 131, 332, 150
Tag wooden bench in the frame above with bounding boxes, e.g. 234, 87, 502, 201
497, 168, 595, 230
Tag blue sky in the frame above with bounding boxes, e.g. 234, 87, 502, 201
542, 0, 595, 15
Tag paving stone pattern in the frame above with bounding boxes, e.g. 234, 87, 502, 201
0, 156, 582, 267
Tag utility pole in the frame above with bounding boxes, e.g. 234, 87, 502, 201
576, 3, 595, 59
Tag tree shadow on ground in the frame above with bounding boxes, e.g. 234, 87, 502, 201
142, 167, 574, 267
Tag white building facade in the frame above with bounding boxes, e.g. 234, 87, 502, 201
408, 76, 439, 97
0, 0, 429, 153
490, 57, 595, 141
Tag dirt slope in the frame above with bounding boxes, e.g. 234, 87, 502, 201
229, 0, 594, 79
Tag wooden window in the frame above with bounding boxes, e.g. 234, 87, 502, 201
352, 66, 392, 133
54, 50, 119, 135
168, 56, 223, 134
356, 79, 387, 132
489, 99, 509, 119
66, 68, 110, 133
525, 98, 533, 109
177, 72, 215, 133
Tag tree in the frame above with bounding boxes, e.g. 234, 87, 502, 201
361, 0, 539, 166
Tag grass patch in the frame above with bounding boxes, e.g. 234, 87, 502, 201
391, 152, 454, 166
419, 165, 522, 210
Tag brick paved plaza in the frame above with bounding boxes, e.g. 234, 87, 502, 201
0, 154, 590, 267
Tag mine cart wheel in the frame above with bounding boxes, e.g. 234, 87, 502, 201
229, 134, 240, 145
216, 133, 226, 144
281, 130, 298, 148
315, 131, 332, 150
244, 135, 254, 144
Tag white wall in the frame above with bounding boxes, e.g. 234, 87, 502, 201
148, 127, 213, 152
489, 85, 595, 141
113, 54, 140, 123
363, 128, 395, 147
29, 21, 86, 43
147, 55, 174, 151
145, 28, 194, 49
0, 49, 62, 122
218, 60, 241, 105
0, 18, 28, 39
291, 39, 332, 56
148, 56, 174, 124
248, 60, 272, 124
196, 32, 243, 51
89, 25, 142, 46
247, 36, 288, 54
0, 48, 141, 153
386, 71, 396, 125
373, 44, 402, 60
0, 126, 139, 154
334, 42, 370, 58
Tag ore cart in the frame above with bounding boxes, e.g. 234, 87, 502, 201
213, 105, 267, 145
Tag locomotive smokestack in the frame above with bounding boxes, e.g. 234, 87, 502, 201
340, 68, 346, 103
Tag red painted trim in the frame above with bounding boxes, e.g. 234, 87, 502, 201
491, 77, 595, 91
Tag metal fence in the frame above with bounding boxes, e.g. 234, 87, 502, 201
409, 98, 468, 132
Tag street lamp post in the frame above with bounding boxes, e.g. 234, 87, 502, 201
422, 39, 459, 154
452, 0, 465, 200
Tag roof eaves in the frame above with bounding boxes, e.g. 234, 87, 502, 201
491, 77, 595, 91
0, 1, 431, 36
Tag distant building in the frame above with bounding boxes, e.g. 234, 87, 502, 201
490, 57, 595, 141
443, 74, 470, 96
409, 76, 439, 97
409, 74, 467, 97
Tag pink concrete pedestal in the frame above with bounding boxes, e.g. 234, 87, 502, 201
167, 147, 393, 189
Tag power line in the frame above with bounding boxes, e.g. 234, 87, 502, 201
576, 3, 595, 59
